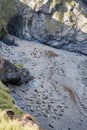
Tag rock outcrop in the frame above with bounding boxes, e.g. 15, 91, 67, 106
0, 0, 87, 54
0, 57, 33, 85
0, 0, 21, 38
6, 0, 87, 55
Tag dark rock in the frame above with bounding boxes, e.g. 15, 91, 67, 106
49, 123, 54, 128
2, 34, 19, 46
0, 57, 33, 85
1, 0, 87, 54
7, 5, 34, 40
5, 109, 15, 119
0, 0, 21, 38
30, 107, 34, 112
82, 0, 87, 4
6, 0, 87, 55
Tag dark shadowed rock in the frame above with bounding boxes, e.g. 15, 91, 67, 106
2, 34, 19, 46
0, 57, 33, 85
82, 0, 87, 4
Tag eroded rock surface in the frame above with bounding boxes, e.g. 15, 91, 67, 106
6, 0, 87, 54
0, 0, 87, 54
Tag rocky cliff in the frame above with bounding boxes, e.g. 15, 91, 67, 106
0, 0, 20, 38
0, 0, 87, 54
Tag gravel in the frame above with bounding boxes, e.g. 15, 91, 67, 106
0, 39, 87, 130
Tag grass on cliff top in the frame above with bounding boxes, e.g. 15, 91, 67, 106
0, 110, 40, 130
0, 81, 23, 115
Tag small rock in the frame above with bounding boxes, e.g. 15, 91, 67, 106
30, 107, 34, 112
58, 113, 63, 117
49, 123, 54, 128
34, 89, 39, 93
28, 80, 39, 88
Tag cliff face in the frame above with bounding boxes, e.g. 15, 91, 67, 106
0, 0, 21, 38
0, 0, 87, 54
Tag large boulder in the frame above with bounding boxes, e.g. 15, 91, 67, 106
0, 57, 33, 85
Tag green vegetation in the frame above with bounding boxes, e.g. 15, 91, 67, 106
0, 81, 23, 115
0, 0, 17, 24
14, 63, 24, 69
0, 28, 7, 38
0, 0, 18, 38
45, 16, 60, 33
